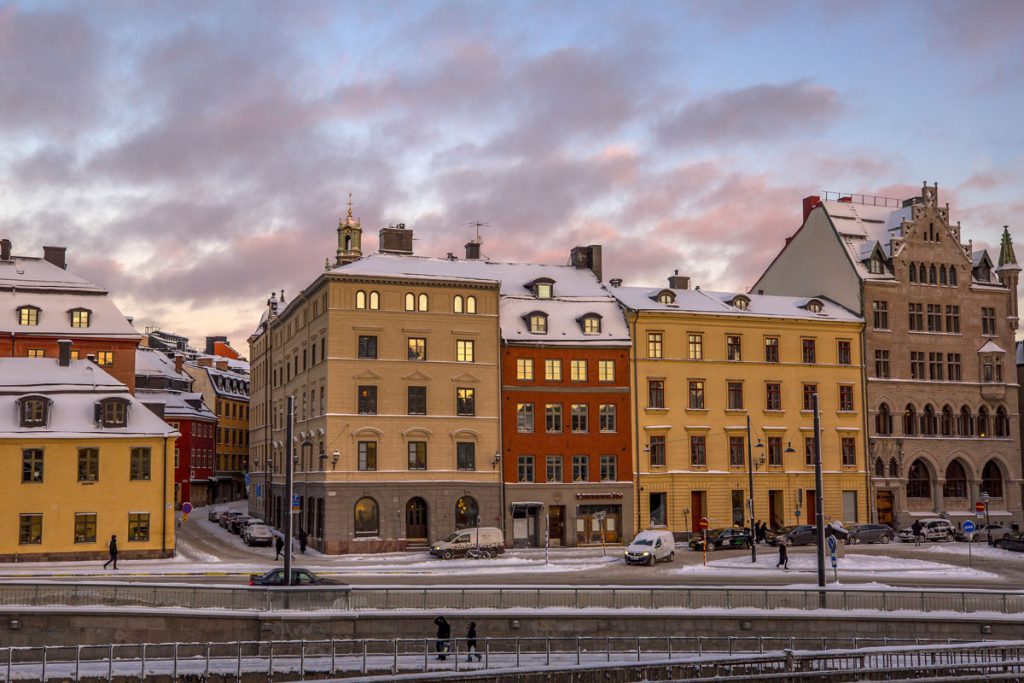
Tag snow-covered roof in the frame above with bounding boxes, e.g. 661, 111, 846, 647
0, 358, 177, 438
190, 363, 250, 399
0, 257, 99, 291
611, 286, 860, 322
136, 388, 215, 421
196, 354, 250, 373
136, 348, 184, 380
501, 298, 630, 345
978, 340, 1006, 354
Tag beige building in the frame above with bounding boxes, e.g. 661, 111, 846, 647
249, 212, 501, 553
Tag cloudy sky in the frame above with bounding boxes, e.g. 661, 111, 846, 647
2, 1, 1022, 350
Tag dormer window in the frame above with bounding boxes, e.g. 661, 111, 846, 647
653, 290, 676, 305
69, 308, 92, 328
528, 278, 555, 299
579, 314, 602, 335
869, 255, 883, 275
730, 295, 750, 311
802, 298, 824, 314
18, 306, 40, 326
96, 397, 129, 428
525, 311, 548, 334
19, 395, 50, 428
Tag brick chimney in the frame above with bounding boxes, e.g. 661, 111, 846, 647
43, 246, 67, 270
378, 223, 413, 255
215, 360, 228, 370
668, 270, 689, 289
802, 195, 821, 222
570, 245, 603, 281
465, 240, 481, 260
174, 353, 184, 375
0, 239, 11, 261
58, 339, 73, 367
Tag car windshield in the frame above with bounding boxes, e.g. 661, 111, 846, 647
632, 538, 654, 546
776, 526, 798, 534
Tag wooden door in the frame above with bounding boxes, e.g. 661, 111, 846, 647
805, 490, 816, 522
876, 491, 894, 527
406, 497, 429, 540
549, 506, 565, 546
691, 491, 704, 533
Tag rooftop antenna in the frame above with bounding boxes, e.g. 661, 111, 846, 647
467, 221, 488, 243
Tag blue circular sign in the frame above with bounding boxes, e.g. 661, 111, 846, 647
962, 520, 976, 533
181, 502, 193, 514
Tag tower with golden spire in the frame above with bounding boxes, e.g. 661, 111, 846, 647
335, 194, 362, 266
996, 225, 1020, 329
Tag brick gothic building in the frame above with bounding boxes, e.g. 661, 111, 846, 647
753, 184, 1022, 529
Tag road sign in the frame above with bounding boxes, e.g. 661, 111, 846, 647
181, 502, 193, 515
962, 520, 976, 534
255, 484, 262, 498
976, 501, 987, 513
244, 473, 250, 487
699, 517, 709, 530
826, 536, 837, 553
292, 494, 301, 510
830, 554, 837, 569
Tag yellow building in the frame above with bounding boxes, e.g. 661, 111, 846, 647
184, 356, 250, 502
612, 279, 868, 534
0, 346, 177, 561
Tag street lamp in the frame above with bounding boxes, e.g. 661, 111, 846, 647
813, 393, 826, 600
745, 414, 757, 563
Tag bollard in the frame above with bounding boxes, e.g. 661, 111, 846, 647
141, 643, 147, 680
237, 641, 243, 681
41, 645, 47, 683
108, 643, 113, 681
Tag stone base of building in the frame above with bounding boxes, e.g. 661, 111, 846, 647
0, 549, 175, 563
506, 482, 634, 548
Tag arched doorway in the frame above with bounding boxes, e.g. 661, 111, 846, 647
406, 497, 429, 540
455, 496, 479, 530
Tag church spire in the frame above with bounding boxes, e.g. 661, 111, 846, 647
334, 194, 363, 266
998, 225, 1019, 270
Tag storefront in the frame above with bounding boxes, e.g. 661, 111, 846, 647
575, 500, 623, 545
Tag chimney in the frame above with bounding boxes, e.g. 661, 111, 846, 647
378, 223, 414, 255
215, 360, 228, 371
0, 239, 10, 261
609, 278, 623, 288
802, 195, 821, 222
174, 353, 184, 375
199, 357, 213, 367
42, 246, 67, 270
58, 339, 73, 367
570, 245, 603, 281
667, 270, 690, 289
86, 353, 97, 363
465, 240, 481, 260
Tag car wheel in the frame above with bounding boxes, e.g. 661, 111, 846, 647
486, 548, 497, 559
668, 551, 675, 562
647, 555, 655, 567
442, 549, 454, 560
881, 535, 890, 544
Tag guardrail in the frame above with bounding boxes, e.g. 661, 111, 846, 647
1, 582, 1023, 615
1, 636, 1013, 681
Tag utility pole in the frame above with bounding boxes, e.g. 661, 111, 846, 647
284, 395, 294, 586
745, 414, 756, 563
813, 393, 826, 604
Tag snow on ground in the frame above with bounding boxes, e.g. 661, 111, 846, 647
670, 551, 998, 580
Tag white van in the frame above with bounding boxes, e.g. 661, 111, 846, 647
624, 530, 676, 565
429, 527, 506, 559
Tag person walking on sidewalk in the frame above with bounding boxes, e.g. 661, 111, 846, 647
274, 534, 285, 560
912, 520, 924, 546
298, 528, 308, 554
776, 542, 789, 570
434, 616, 451, 660
103, 534, 118, 570
466, 622, 481, 662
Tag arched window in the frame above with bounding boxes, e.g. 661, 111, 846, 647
929, 264, 937, 284
939, 265, 947, 285
908, 263, 917, 283
353, 497, 379, 537
995, 406, 1009, 437
888, 458, 899, 478
356, 291, 367, 309
417, 293, 428, 311
874, 458, 885, 477
906, 459, 932, 499
981, 460, 1004, 498
949, 267, 957, 286
921, 405, 937, 436
453, 295, 464, 313
875, 403, 893, 435
977, 407, 989, 438
455, 496, 479, 530
466, 296, 476, 314
404, 293, 415, 311
959, 406, 974, 436
940, 405, 954, 436
369, 291, 380, 310
918, 263, 927, 282
943, 461, 968, 498
903, 404, 917, 436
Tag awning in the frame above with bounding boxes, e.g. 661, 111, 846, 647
510, 501, 544, 508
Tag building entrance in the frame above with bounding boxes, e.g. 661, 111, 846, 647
406, 497, 429, 540
876, 490, 894, 527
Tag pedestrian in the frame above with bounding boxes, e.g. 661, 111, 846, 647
275, 534, 285, 560
466, 621, 481, 662
755, 520, 764, 544
761, 521, 769, 543
298, 528, 308, 554
776, 542, 789, 570
912, 520, 923, 546
434, 616, 451, 660
103, 534, 118, 570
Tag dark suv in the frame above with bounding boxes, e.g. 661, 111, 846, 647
768, 525, 818, 546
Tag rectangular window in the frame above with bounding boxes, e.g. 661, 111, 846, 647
841, 437, 857, 467
732, 490, 745, 527
927, 304, 942, 332
545, 359, 562, 381
572, 455, 589, 482
517, 403, 535, 432
456, 388, 475, 416
358, 386, 377, 414
407, 386, 427, 415
600, 455, 617, 481
908, 303, 923, 331
599, 404, 616, 432
97, 351, 114, 366
407, 442, 427, 470
546, 455, 563, 483
872, 301, 889, 330
690, 435, 706, 467
22, 449, 43, 482
804, 436, 817, 467
727, 335, 742, 361
456, 339, 475, 362
729, 436, 745, 467
28, 349, 44, 358
358, 335, 377, 359
688, 334, 703, 360
545, 403, 562, 432
649, 435, 666, 467
130, 447, 151, 480
875, 350, 890, 378
947, 353, 962, 381
598, 360, 615, 382
765, 383, 782, 411
802, 339, 816, 364
78, 448, 99, 482
518, 456, 535, 483
570, 359, 587, 381
910, 351, 926, 380
457, 443, 475, 471
982, 307, 996, 336
767, 436, 782, 466
649, 493, 667, 527
842, 491, 859, 523
839, 385, 854, 411
945, 305, 960, 333
647, 332, 663, 359
837, 340, 852, 365
929, 352, 944, 381
19, 514, 42, 545
802, 383, 817, 411
571, 404, 589, 432
407, 337, 427, 361
727, 382, 744, 410
648, 379, 665, 409
688, 380, 705, 409
357, 441, 377, 471
764, 337, 779, 363
19, 307, 39, 326
127, 513, 150, 542
74, 513, 97, 543
516, 358, 534, 381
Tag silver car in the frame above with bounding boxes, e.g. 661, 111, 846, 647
244, 524, 275, 547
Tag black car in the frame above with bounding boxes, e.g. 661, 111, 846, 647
993, 532, 1024, 552
689, 528, 752, 551
248, 568, 343, 586
767, 525, 818, 547
847, 524, 895, 545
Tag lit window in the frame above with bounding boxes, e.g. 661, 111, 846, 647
465, 296, 476, 314
598, 360, 615, 382
417, 293, 428, 311
97, 351, 114, 366
18, 306, 40, 326
356, 291, 367, 309
516, 358, 534, 381
456, 339, 475, 362
545, 359, 562, 381
27, 349, 44, 358
570, 359, 587, 381
368, 291, 380, 309
70, 309, 91, 328
404, 293, 415, 311
527, 313, 547, 334
581, 315, 601, 334
454, 295, 464, 313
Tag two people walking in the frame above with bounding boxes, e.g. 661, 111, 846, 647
274, 529, 308, 560
434, 616, 482, 662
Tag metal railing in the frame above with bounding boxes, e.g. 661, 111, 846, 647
1, 581, 1023, 615
821, 191, 903, 208
1, 636, 1012, 681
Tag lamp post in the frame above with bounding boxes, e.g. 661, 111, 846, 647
284, 396, 295, 586
745, 414, 756, 563
813, 393, 826, 602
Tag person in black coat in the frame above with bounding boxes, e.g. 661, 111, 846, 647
467, 622, 481, 662
434, 616, 451, 660
776, 542, 789, 570
103, 534, 118, 570
298, 528, 308, 554
274, 534, 285, 560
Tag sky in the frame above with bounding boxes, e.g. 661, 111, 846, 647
2, 0, 1023, 350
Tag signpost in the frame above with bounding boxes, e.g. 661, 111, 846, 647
962, 520, 976, 568
181, 502, 192, 522
594, 510, 607, 557
700, 517, 710, 566
827, 536, 838, 582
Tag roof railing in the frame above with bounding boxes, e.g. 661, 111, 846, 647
821, 191, 903, 208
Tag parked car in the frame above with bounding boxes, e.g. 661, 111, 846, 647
767, 525, 818, 547
847, 524, 895, 545
244, 524, 275, 547
228, 515, 253, 534
993, 532, 1024, 552
207, 508, 223, 522
219, 511, 243, 529
689, 528, 752, 551
897, 518, 955, 543
248, 568, 343, 586
429, 527, 505, 560
956, 523, 1014, 542
624, 530, 676, 565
